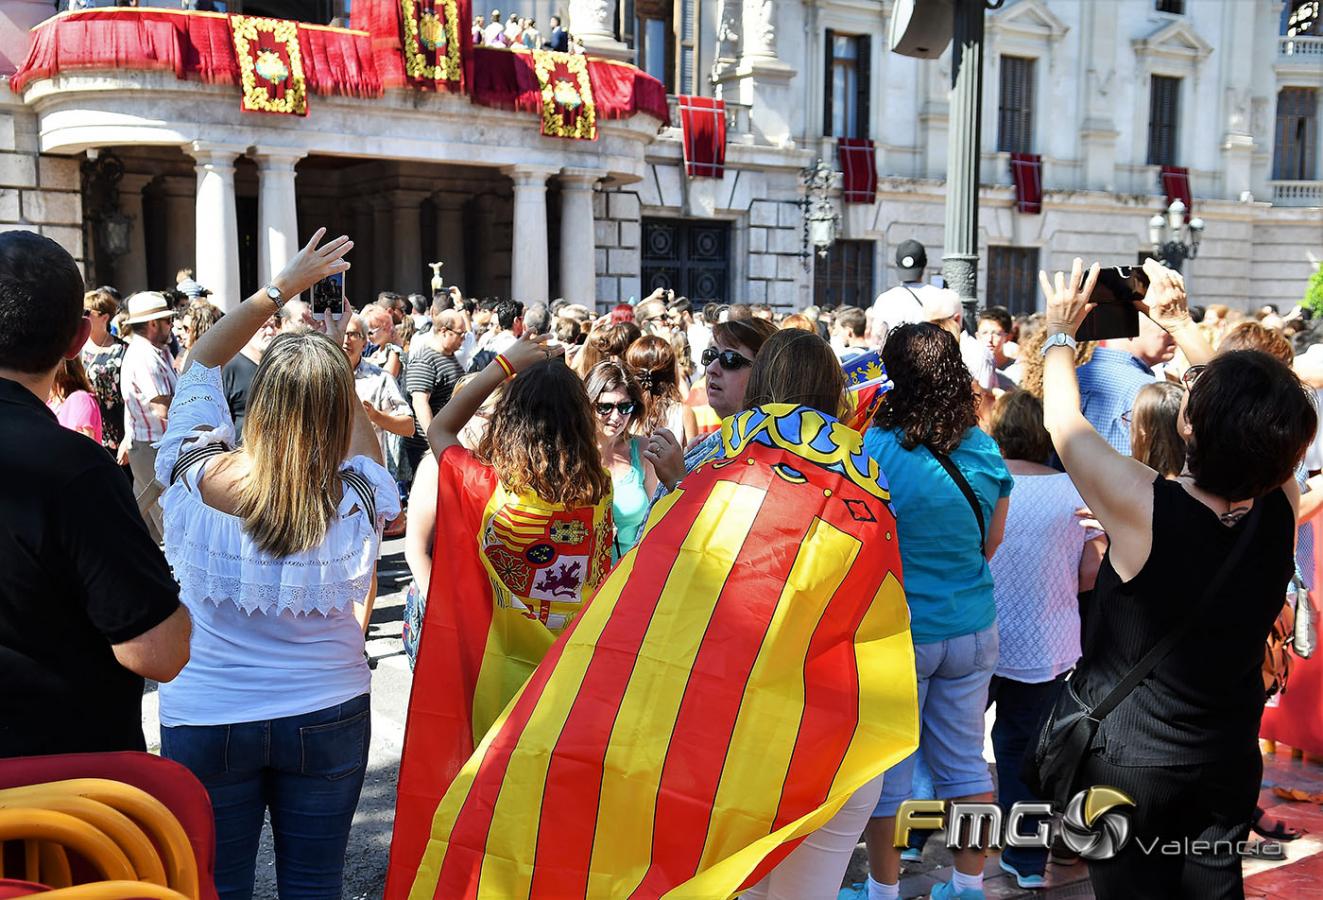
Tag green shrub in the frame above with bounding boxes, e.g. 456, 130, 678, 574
1306, 262, 1323, 317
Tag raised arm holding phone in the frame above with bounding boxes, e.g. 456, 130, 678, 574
1035, 257, 1315, 899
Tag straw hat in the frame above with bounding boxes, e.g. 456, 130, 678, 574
123, 291, 176, 325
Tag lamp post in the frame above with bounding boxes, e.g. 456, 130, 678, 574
1147, 199, 1205, 273
799, 158, 840, 269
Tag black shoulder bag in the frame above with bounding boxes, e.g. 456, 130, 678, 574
1022, 503, 1263, 810
924, 445, 986, 556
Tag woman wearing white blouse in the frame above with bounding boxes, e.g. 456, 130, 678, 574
154, 230, 397, 900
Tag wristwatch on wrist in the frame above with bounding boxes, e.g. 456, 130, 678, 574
1040, 332, 1078, 357
263, 284, 286, 309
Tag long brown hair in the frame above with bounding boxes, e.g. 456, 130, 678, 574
233, 331, 356, 557
477, 360, 611, 506
51, 354, 93, 401
742, 329, 846, 416
989, 390, 1052, 463
624, 335, 682, 432
1130, 381, 1186, 479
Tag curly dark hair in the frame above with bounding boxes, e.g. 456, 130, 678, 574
874, 323, 977, 454
476, 360, 611, 507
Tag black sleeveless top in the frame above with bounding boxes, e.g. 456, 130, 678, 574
1074, 477, 1293, 766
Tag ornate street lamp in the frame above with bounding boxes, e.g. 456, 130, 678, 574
1147, 199, 1204, 273
799, 158, 839, 268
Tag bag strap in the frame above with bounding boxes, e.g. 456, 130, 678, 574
1089, 500, 1263, 722
924, 445, 986, 555
340, 469, 378, 524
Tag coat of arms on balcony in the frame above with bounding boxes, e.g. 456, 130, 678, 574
400, 0, 464, 90
230, 15, 308, 116
533, 50, 597, 141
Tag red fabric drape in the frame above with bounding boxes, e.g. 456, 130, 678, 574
1011, 152, 1043, 214
677, 95, 725, 178
470, 48, 669, 126
588, 58, 669, 124
11, 9, 380, 98
1260, 517, 1323, 756
1160, 165, 1193, 221
838, 138, 877, 204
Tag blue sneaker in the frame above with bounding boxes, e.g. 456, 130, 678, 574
837, 884, 868, 900
929, 881, 986, 900
901, 847, 923, 863
999, 857, 1046, 889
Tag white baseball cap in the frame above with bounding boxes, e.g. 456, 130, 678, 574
123, 291, 176, 325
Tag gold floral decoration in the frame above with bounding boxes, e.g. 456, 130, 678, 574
532, 50, 596, 141
400, 0, 462, 86
230, 15, 307, 116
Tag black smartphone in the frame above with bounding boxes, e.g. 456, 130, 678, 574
311, 271, 345, 315
1075, 266, 1149, 342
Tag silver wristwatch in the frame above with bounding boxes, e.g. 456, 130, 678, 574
263, 284, 286, 309
1040, 332, 1078, 357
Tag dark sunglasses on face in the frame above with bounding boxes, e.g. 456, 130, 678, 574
701, 347, 752, 370
595, 401, 637, 417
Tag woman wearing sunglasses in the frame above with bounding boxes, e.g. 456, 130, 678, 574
644, 317, 779, 493
1040, 258, 1316, 900
585, 361, 657, 558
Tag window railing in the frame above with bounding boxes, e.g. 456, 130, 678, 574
664, 95, 752, 135
1279, 35, 1323, 59
1271, 180, 1323, 206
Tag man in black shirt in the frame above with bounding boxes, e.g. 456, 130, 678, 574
0, 230, 191, 757
404, 309, 467, 472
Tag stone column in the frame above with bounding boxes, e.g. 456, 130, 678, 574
159, 175, 197, 291
722, 0, 795, 146
391, 190, 428, 297
1078, 1, 1119, 191
432, 191, 467, 294
371, 196, 394, 295
113, 173, 155, 295
558, 169, 602, 306
1218, 0, 1257, 200
189, 142, 243, 311
252, 148, 305, 291
505, 165, 557, 305
567, 0, 630, 61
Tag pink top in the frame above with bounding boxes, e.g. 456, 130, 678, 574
49, 390, 103, 445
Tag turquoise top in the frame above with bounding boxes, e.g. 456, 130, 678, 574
863, 426, 1014, 644
611, 438, 650, 559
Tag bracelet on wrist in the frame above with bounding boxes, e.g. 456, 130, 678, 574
494, 354, 515, 380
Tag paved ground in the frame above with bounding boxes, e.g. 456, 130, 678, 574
141, 540, 1323, 899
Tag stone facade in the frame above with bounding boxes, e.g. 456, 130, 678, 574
0, 93, 83, 273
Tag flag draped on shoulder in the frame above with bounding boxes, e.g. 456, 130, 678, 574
403, 404, 918, 900
385, 445, 613, 900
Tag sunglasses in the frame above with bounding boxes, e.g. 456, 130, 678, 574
701, 347, 752, 370
1181, 365, 1205, 390
344, 330, 365, 339
595, 401, 637, 418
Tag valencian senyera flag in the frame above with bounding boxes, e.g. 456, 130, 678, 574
385, 444, 614, 900
842, 350, 894, 433
396, 404, 918, 899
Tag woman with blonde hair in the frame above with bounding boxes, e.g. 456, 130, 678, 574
154, 230, 394, 900
625, 334, 698, 444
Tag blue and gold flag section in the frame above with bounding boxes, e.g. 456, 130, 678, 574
399, 0, 467, 91
842, 350, 894, 433
230, 15, 308, 115
401, 404, 918, 899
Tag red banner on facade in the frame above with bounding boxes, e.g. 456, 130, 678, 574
398, 0, 466, 91
531, 49, 597, 140
230, 15, 308, 116
1011, 152, 1043, 214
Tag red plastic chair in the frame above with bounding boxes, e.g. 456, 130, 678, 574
0, 755, 215, 900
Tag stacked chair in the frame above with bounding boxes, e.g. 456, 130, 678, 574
0, 753, 215, 900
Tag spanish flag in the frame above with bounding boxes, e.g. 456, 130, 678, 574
385, 445, 614, 900
403, 404, 918, 899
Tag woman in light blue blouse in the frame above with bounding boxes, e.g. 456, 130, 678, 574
856, 323, 1012, 900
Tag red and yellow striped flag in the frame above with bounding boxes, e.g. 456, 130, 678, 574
385, 445, 613, 900
403, 404, 918, 899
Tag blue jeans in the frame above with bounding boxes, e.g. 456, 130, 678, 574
161, 694, 370, 900
987, 673, 1065, 876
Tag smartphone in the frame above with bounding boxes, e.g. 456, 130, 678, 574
1075, 266, 1149, 342
311, 271, 345, 315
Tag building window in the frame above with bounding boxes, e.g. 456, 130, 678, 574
641, 219, 730, 301
1275, 88, 1319, 180
1156, 0, 1184, 14
1147, 75, 1181, 166
997, 56, 1036, 154
813, 240, 875, 309
986, 247, 1040, 316
1284, 1, 1321, 36
823, 31, 871, 139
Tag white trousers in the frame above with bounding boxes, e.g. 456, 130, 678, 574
742, 774, 885, 900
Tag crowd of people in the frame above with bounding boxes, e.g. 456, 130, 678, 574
1, 224, 1319, 900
